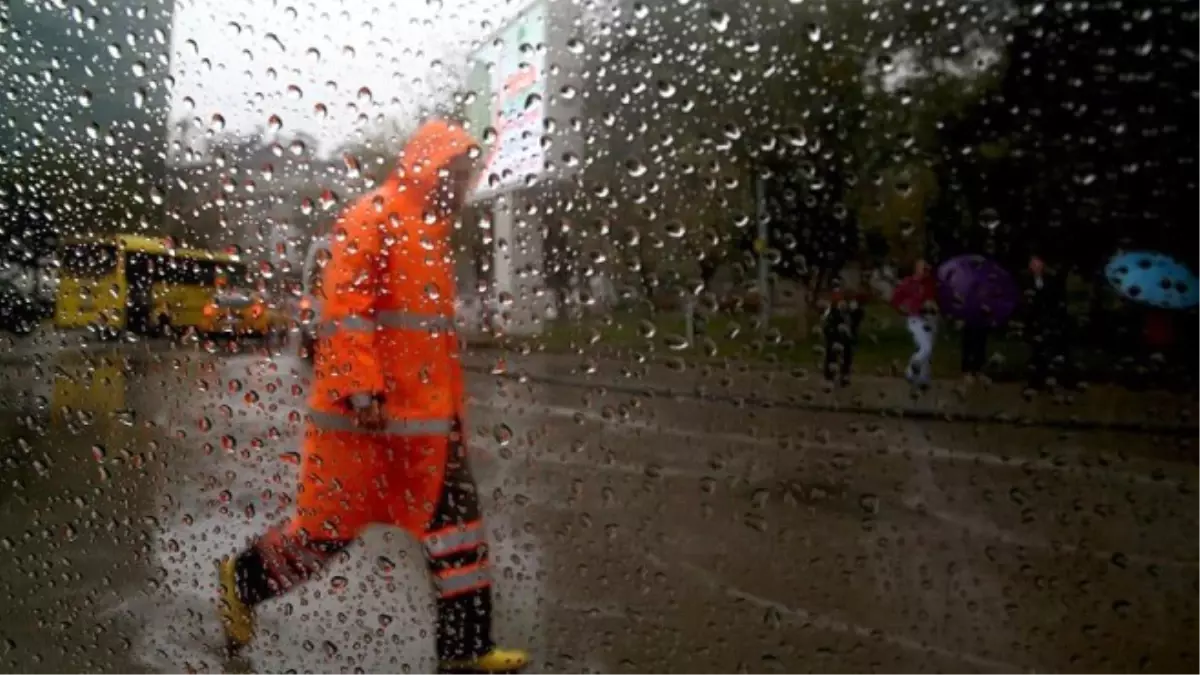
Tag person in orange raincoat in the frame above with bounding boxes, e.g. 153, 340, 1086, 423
218, 118, 529, 674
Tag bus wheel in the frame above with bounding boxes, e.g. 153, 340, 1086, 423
157, 314, 173, 340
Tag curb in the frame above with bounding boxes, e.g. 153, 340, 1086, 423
464, 340, 1020, 378
461, 363, 1199, 437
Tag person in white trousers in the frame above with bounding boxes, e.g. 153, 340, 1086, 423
907, 312, 937, 385
892, 260, 938, 386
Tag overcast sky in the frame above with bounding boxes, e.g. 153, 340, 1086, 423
167, 0, 529, 156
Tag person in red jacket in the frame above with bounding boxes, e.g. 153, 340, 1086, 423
891, 259, 939, 386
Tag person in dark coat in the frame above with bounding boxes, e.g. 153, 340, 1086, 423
822, 283, 867, 385
1023, 255, 1073, 389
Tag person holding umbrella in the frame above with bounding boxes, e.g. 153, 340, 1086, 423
935, 254, 1021, 379
891, 259, 939, 387
1105, 250, 1200, 384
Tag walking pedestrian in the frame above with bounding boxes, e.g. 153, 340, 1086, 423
216, 118, 529, 674
822, 282, 866, 385
1023, 254, 1072, 390
892, 259, 939, 386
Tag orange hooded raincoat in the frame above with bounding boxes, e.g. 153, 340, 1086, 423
291, 119, 478, 558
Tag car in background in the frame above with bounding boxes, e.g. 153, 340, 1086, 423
201, 288, 288, 339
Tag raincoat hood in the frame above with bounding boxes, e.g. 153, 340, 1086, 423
385, 118, 477, 199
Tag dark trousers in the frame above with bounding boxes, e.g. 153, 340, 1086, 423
960, 324, 989, 375
231, 437, 493, 662
824, 336, 856, 382
1028, 327, 1071, 389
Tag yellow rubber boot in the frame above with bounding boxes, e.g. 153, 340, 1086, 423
217, 557, 256, 651
439, 646, 530, 674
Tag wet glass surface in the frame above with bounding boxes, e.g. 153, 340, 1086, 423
0, 0, 1196, 672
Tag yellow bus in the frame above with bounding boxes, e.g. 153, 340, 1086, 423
55, 235, 250, 336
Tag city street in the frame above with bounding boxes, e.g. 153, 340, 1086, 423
0, 337, 1195, 673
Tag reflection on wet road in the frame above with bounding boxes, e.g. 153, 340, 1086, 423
0, 341, 1195, 673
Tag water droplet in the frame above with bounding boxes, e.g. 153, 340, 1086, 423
493, 423, 513, 446
709, 10, 730, 31
663, 334, 690, 351
318, 189, 338, 210
980, 208, 1000, 231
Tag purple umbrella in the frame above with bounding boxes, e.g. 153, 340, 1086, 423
936, 255, 1020, 327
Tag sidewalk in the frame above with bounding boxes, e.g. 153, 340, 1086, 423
461, 347, 1199, 434
0, 325, 227, 363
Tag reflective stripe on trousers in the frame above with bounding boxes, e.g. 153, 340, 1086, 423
315, 310, 455, 338
433, 563, 490, 598
424, 521, 486, 558
307, 410, 454, 436
424, 521, 490, 599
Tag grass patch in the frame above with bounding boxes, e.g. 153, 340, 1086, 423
521, 305, 1031, 380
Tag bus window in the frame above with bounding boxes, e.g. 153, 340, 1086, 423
159, 258, 219, 286
61, 244, 119, 278
218, 263, 250, 289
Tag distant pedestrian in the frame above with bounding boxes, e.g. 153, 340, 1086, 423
892, 259, 939, 386
1022, 255, 1072, 390
822, 284, 867, 385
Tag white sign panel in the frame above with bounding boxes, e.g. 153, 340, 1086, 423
467, 2, 547, 199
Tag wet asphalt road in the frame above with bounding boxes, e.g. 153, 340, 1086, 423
0, 339, 1196, 673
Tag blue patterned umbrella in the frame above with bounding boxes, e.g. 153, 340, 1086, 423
1104, 251, 1199, 310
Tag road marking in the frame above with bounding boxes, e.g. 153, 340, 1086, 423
476, 438, 759, 482
468, 398, 1188, 489
643, 551, 1025, 673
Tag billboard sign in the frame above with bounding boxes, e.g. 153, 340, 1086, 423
466, 1, 548, 200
